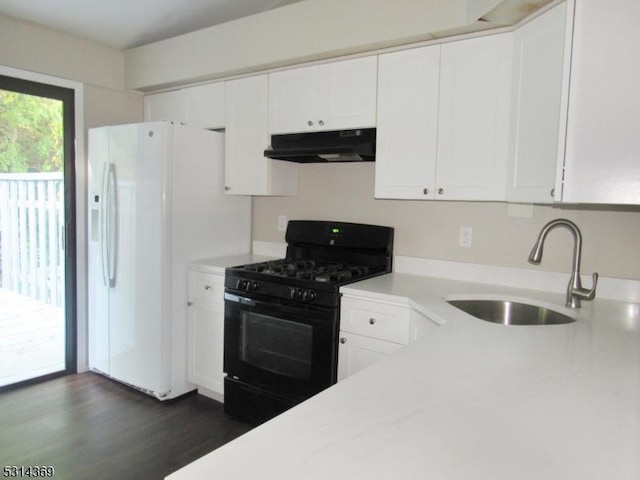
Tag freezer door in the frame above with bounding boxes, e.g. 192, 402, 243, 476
88, 127, 111, 375
107, 122, 171, 396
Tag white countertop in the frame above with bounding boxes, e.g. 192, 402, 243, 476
168, 272, 640, 480
188, 253, 276, 274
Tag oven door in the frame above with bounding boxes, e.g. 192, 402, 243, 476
224, 291, 338, 400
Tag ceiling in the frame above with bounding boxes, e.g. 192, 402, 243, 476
0, 0, 308, 50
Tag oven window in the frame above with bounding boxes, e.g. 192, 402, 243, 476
241, 312, 313, 381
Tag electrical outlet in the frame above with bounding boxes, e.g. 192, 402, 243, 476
459, 226, 472, 248
278, 215, 288, 232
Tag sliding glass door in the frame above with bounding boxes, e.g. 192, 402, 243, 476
0, 75, 76, 389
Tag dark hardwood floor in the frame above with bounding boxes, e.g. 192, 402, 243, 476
0, 372, 253, 479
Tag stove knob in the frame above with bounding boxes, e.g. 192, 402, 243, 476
302, 290, 309, 301
296, 289, 305, 300
251, 281, 259, 291
307, 291, 317, 302
289, 288, 297, 300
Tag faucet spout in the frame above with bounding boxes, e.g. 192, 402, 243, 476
527, 219, 598, 308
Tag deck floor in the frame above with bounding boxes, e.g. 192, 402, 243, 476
0, 288, 65, 387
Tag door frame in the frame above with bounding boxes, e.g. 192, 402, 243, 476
0, 65, 86, 383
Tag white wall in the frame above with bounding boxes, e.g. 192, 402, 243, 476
0, 13, 126, 91
253, 163, 640, 281
124, 0, 503, 90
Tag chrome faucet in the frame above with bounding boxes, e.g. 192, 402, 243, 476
528, 218, 598, 308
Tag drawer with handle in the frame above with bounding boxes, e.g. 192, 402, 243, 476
340, 296, 411, 344
188, 270, 224, 305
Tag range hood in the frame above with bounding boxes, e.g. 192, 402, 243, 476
264, 128, 376, 163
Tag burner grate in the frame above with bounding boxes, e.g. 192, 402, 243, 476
236, 259, 372, 284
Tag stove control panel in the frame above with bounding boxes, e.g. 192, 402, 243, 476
290, 288, 318, 302
224, 273, 342, 308
235, 279, 260, 292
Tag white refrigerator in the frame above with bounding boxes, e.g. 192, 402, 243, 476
87, 121, 251, 400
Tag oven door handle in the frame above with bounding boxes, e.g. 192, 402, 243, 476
224, 292, 257, 306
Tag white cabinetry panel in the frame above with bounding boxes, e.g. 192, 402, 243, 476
375, 33, 512, 201
187, 270, 225, 396
338, 295, 413, 381
337, 332, 403, 381
183, 83, 225, 129
225, 75, 298, 195
560, 0, 640, 204
508, 2, 568, 203
144, 90, 186, 123
144, 83, 225, 129
436, 33, 513, 201
375, 45, 440, 199
269, 56, 377, 134
340, 296, 411, 344
321, 57, 378, 132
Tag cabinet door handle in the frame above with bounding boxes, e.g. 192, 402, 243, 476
318, 120, 325, 126
437, 188, 445, 195
339, 337, 347, 344
187, 301, 194, 307
369, 318, 376, 325
204, 285, 211, 290
307, 120, 314, 126
423, 188, 429, 195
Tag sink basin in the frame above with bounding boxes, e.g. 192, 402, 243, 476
447, 299, 576, 326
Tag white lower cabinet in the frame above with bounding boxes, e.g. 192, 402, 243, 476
337, 332, 404, 381
187, 269, 225, 400
338, 295, 420, 381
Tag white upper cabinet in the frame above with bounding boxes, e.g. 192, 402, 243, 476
375, 33, 513, 201
183, 83, 225, 129
375, 45, 441, 199
144, 83, 225, 129
268, 56, 378, 134
144, 90, 186, 123
507, 2, 569, 204
225, 75, 298, 196
559, 0, 640, 204
436, 33, 513, 201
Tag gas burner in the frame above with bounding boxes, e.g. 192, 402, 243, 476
235, 259, 376, 285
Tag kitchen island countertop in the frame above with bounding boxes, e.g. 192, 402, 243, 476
168, 272, 640, 479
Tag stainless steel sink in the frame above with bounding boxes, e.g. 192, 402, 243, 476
447, 299, 576, 326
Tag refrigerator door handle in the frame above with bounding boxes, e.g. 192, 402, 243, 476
100, 162, 110, 287
106, 163, 118, 288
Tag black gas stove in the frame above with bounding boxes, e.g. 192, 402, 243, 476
225, 220, 394, 307
223, 220, 394, 425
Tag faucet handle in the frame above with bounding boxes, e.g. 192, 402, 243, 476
573, 272, 599, 301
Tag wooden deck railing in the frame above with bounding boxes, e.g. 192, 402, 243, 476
0, 173, 65, 308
